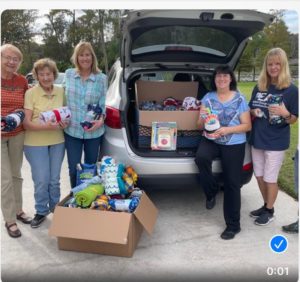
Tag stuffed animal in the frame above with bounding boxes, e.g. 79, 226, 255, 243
182, 97, 201, 111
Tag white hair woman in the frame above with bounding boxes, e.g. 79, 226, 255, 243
1, 44, 32, 238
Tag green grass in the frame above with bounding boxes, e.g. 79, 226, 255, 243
238, 81, 298, 199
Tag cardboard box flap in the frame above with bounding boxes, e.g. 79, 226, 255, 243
134, 193, 158, 235
138, 111, 199, 130
49, 207, 131, 245
135, 80, 198, 104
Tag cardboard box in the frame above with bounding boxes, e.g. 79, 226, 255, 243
49, 192, 158, 257
135, 80, 199, 130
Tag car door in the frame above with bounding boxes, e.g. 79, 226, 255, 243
121, 10, 273, 72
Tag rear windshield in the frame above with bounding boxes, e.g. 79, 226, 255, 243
132, 26, 236, 58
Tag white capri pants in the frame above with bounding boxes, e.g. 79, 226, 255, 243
251, 147, 285, 183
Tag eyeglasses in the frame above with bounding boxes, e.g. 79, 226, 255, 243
1, 54, 20, 63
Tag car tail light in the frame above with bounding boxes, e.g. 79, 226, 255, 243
242, 162, 253, 171
105, 106, 122, 129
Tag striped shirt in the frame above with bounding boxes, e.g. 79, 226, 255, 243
63, 68, 107, 139
1, 73, 28, 137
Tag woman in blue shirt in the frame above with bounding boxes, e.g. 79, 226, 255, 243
195, 65, 251, 240
249, 48, 298, 226
64, 42, 107, 188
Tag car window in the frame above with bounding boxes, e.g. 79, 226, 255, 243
108, 66, 117, 87
55, 73, 65, 85
131, 26, 236, 58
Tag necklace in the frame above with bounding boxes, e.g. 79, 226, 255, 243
1, 74, 15, 92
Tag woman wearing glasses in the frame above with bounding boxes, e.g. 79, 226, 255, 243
1, 44, 32, 238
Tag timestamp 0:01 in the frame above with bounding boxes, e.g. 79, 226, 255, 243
266, 266, 289, 276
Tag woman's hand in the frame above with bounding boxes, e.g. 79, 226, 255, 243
85, 117, 104, 132
45, 120, 61, 130
214, 126, 230, 137
268, 103, 290, 118
58, 120, 69, 129
251, 108, 264, 118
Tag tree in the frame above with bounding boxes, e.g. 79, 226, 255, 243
1, 10, 39, 73
42, 10, 73, 64
264, 10, 291, 55
237, 9, 292, 81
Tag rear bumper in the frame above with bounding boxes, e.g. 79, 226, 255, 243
101, 127, 253, 186
137, 169, 253, 189
101, 128, 215, 175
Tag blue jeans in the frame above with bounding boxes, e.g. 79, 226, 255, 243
24, 143, 65, 215
64, 133, 102, 188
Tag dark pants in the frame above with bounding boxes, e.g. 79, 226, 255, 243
64, 133, 102, 188
195, 137, 245, 230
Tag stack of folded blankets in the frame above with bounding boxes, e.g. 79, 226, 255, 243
64, 156, 142, 213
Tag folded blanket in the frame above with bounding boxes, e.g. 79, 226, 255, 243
71, 175, 102, 195
39, 106, 71, 124
75, 184, 104, 207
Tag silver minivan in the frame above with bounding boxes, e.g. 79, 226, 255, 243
102, 10, 273, 186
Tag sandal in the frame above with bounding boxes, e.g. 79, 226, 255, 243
5, 222, 22, 238
16, 212, 32, 224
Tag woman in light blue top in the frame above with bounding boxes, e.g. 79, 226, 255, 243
64, 42, 107, 188
195, 65, 251, 240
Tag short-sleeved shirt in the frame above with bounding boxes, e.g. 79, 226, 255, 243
1, 73, 28, 137
201, 91, 250, 145
249, 83, 298, 151
63, 68, 107, 139
24, 84, 65, 146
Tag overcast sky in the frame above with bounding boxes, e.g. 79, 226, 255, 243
35, 9, 298, 34
33, 9, 298, 44
282, 10, 298, 34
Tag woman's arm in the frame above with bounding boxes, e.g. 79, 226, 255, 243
268, 103, 298, 124
23, 109, 61, 131
214, 111, 252, 136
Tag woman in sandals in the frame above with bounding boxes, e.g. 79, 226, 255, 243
1, 44, 32, 238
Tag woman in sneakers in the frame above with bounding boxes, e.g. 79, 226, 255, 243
195, 65, 252, 240
249, 48, 298, 226
23, 58, 69, 228
1, 44, 32, 238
